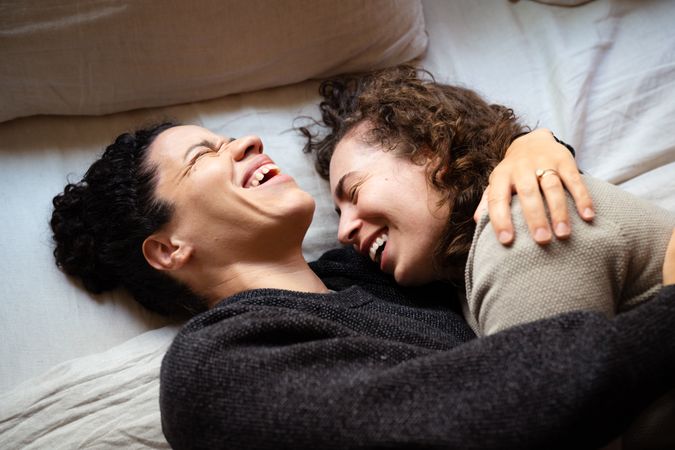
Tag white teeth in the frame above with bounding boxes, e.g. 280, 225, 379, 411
369, 233, 389, 261
246, 164, 280, 188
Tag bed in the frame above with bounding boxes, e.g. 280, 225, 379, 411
1, 0, 674, 447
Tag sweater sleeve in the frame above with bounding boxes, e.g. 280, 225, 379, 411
465, 176, 674, 336
160, 285, 675, 450
465, 199, 623, 335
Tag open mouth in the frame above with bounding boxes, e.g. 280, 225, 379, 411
369, 232, 388, 264
244, 163, 280, 188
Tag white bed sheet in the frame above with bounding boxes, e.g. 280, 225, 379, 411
0, 325, 178, 449
1, 0, 674, 446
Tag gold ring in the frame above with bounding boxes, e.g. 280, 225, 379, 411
535, 168, 559, 181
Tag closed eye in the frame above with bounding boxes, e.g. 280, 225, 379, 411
189, 149, 213, 165
334, 181, 362, 216
333, 172, 365, 216
347, 180, 364, 202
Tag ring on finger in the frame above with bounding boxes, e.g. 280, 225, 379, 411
535, 168, 560, 182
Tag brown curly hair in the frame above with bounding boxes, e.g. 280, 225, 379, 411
301, 65, 527, 281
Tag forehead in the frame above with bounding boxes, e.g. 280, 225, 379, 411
329, 133, 405, 186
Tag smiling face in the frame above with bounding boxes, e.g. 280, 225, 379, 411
329, 125, 450, 286
147, 125, 315, 269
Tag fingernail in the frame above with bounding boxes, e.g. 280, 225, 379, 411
534, 227, 551, 242
498, 231, 513, 244
555, 222, 570, 237
583, 208, 595, 220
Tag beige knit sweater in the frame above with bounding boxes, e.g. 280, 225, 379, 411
465, 175, 675, 337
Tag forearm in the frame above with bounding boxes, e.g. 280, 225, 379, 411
161, 286, 675, 449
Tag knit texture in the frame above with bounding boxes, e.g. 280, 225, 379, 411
466, 175, 675, 336
160, 248, 675, 449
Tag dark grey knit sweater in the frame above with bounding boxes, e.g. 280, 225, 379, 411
160, 248, 675, 449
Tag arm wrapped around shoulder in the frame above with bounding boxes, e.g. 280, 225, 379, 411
160, 284, 675, 449
465, 175, 675, 336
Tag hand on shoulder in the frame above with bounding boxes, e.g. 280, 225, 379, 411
476, 129, 595, 246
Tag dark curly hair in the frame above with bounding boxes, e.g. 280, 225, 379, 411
301, 65, 527, 281
50, 122, 207, 317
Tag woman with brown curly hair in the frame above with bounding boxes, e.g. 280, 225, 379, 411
306, 66, 675, 448
306, 65, 674, 335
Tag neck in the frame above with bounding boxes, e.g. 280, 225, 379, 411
196, 251, 329, 308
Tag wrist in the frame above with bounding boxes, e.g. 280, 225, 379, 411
552, 134, 576, 157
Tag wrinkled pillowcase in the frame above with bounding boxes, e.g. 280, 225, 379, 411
0, 0, 427, 122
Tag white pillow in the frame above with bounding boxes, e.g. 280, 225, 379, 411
0, 0, 427, 122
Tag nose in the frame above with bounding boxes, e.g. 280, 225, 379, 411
337, 209, 361, 247
231, 135, 263, 161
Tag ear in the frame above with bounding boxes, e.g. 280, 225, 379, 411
142, 234, 193, 272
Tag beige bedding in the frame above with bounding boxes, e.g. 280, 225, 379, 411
1, 0, 674, 446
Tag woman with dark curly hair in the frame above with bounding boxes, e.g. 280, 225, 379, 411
50, 123, 326, 318
49, 118, 675, 448
50, 122, 205, 317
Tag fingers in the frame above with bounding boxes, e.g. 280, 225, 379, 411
558, 163, 595, 222
485, 174, 515, 245
664, 228, 675, 285
513, 173, 552, 244
488, 129, 595, 246
539, 172, 571, 239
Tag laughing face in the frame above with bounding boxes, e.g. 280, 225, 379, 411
329, 124, 450, 286
147, 125, 315, 266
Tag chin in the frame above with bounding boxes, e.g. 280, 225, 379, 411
394, 267, 435, 287
298, 205, 315, 235
279, 194, 315, 238
394, 271, 419, 287
295, 193, 316, 224
275, 189, 315, 216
